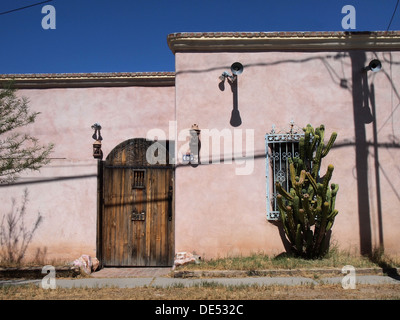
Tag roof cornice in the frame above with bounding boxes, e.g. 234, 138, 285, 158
0, 72, 175, 89
167, 31, 400, 53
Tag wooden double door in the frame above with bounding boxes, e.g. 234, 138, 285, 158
98, 138, 174, 266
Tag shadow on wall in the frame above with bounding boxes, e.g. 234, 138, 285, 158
218, 75, 242, 127
350, 51, 374, 256
336, 51, 400, 256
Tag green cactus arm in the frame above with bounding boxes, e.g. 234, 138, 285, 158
277, 196, 287, 218
299, 137, 305, 160
289, 161, 297, 187
311, 126, 326, 177
286, 206, 297, 242
312, 144, 323, 178
311, 160, 321, 180
293, 196, 306, 226
277, 195, 296, 243
304, 127, 311, 158
330, 183, 339, 211
296, 170, 306, 186
322, 201, 330, 219
302, 194, 316, 225
276, 194, 288, 213
278, 206, 293, 243
305, 172, 318, 193
322, 165, 334, 201
318, 125, 325, 142
326, 210, 338, 232
326, 189, 332, 207
316, 184, 324, 209
308, 134, 318, 160
299, 208, 306, 228
307, 184, 315, 200
296, 159, 305, 173
327, 209, 339, 221
331, 183, 339, 196
276, 182, 293, 201
295, 223, 303, 255
314, 202, 330, 253
321, 132, 337, 158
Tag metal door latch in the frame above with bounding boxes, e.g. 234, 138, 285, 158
131, 210, 145, 221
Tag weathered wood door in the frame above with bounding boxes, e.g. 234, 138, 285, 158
99, 138, 174, 266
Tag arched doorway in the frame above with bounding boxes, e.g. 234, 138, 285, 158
97, 138, 174, 266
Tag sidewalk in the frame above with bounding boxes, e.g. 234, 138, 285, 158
1, 267, 399, 288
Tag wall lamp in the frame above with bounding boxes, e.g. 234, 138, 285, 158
91, 122, 103, 159
183, 124, 201, 166
219, 62, 244, 82
363, 59, 382, 72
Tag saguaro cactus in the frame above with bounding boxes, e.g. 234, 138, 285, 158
276, 124, 338, 258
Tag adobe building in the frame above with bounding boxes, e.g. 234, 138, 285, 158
1, 31, 400, 266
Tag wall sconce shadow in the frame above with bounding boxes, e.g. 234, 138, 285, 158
219, 62, 243, 127
229, 80, 242, 127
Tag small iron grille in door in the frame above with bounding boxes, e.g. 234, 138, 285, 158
265, 122, 304, 220
132, 169, 145, 189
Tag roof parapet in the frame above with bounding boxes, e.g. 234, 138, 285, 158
167, 31, 400, 53
0, 72, 175, 89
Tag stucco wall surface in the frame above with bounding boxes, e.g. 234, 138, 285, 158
0, 85, 175, 263
174, 50, 400, 258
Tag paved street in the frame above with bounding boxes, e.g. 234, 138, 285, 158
1, 267, 399, 289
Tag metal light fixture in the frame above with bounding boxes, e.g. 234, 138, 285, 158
364, 59, 382, 72
91, 123, 103, 159
183, 124, 201, 165
219, 62, 244, 82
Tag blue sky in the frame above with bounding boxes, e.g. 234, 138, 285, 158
0, 0, 399, 74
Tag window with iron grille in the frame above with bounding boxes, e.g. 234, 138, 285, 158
265, 123, 304, 220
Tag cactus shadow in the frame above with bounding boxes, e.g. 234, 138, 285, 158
270, 220, 294, 254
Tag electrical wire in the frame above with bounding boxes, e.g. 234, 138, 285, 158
0, 0, 53, 16
387, 0, 399, 31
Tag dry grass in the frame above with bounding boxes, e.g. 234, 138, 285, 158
1, 282, 399, 300
178, 248, 400, 271
1, 247, 399, 301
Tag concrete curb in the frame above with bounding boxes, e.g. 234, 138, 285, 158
1, 266, 400, 282
0, 266, 79, 279
172, 267, 400, 278
1, 274, 400, 289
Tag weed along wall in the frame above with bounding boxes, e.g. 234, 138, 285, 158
170, 32, 400, 259
1, 32, 400, 266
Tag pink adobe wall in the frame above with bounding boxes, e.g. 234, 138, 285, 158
174, 50, 400, 258
1, 49, 399, 265
0, 85, 175, 263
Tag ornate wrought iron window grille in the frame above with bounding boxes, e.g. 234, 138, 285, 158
265, 122, 304, 220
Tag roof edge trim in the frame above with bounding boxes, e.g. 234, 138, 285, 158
167, 31, 400, 53
0, 72, 176, 89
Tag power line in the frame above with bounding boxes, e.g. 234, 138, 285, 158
387, 0, 399, 31
0, 0, 53, 16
